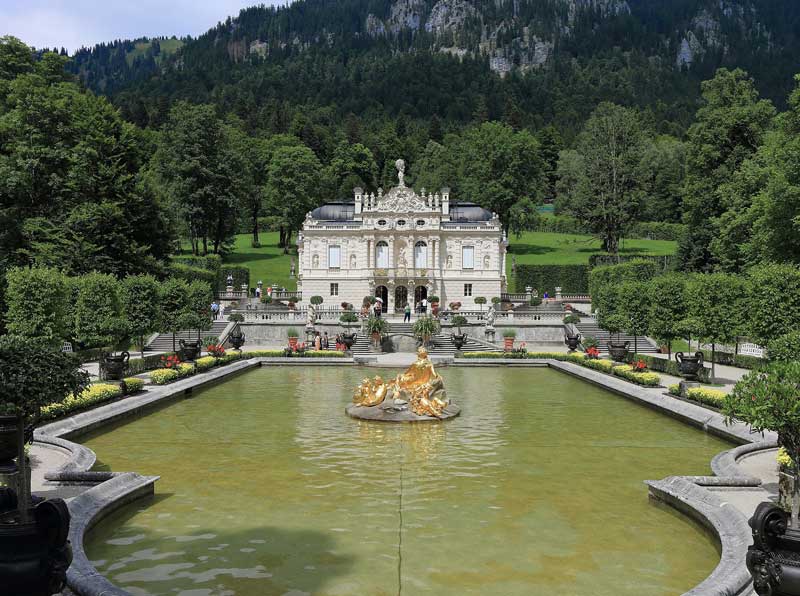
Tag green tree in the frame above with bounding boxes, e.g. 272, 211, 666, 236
263, 144, 322, 253
180, 279, 214, 339
121, 275, 161, 357
747, 263, 800, 348
679, 68, 775, 271
617, 280, 650, 355
457, 122, 545, 234
536, 126, 563, 201
687, 273, 746, 381
328, 142, 377, 197
637, 136, 685, 223
159, 277, 190, 352
73, 272, 128, 350
152, 102, 246, 255
557, 103, 646, 253
647, 273, 688, 359
4, 266, 69, 343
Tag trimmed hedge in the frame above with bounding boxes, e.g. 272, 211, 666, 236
121, 377, 144, 393
588, 254, 676, 270
151, 369, 180, 385
685, 387, 726, 408
195, 356, 218, 371
699, 349, 764, 370
458, 352, 660, 386
40, 383, 123, 421
170, 262, 217, 287
612, 365, 660, 387
173, 254, 222, 274
127, 352, 179, 375
514, 264, 590, 295
625, 353, 711, 383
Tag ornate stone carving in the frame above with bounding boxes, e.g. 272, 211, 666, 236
375, 185, 429, 213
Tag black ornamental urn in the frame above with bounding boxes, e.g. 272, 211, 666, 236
747, 501, 800, 595
179, 339, 202, 361
0, 497, 73, 596
564, 333, 582, 353
341, 332, 357, 351
675, 351, 705, 381
229, 329, 245, 351
101, 351, 130, 381
451, 333, 468, 351
608, 341, 630, 362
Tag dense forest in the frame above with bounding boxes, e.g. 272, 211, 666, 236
67, 0, 800, 140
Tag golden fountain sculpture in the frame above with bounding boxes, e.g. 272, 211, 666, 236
351, 347, 454, 420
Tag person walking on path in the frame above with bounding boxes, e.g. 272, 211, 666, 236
314, 332, 322, 351
404, 302, 411, 322
374, 300, 382, 318
421, 297, 428, 315
322, 332, 330, 350
210, 301, 219, 321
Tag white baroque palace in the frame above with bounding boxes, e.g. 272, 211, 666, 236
297, 160, 508, 313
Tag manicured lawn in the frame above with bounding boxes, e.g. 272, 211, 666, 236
216, 230, 676, 293
506, 231, 676, 266
222, 233, 296, 290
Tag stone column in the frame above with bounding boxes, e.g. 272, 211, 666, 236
387, 280, 396, 314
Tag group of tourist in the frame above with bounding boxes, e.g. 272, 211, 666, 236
312, 331, 330, 350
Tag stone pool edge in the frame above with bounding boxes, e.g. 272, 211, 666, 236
35, 357, 775, 596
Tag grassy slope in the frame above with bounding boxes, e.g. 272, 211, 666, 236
126, 39, 184, 66
222, 231, 676, 293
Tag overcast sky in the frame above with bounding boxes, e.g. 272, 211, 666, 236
1, 1, 283, 53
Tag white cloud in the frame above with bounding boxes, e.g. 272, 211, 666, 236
0, 1, 283, 52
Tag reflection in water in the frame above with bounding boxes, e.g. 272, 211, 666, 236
83, 367, 730, 596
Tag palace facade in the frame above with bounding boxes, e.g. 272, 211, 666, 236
297, 160, 507, 313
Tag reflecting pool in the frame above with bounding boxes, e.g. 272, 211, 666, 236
83, 366, 730, 595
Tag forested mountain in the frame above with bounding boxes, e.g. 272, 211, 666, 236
69, 0, 800, 136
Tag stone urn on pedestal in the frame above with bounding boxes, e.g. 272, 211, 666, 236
101, 351, 130, 381
675, 351, 705, 381
608, 341, 629, 363
564, 333, 581, 353
179, 339, 202, 361
341, 332, 357, 352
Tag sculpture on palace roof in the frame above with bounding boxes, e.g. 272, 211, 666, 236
395, 158, 406, 187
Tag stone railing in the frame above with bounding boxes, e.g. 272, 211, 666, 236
233, 307, 353, 323
440, 310, 564, 324
218, 290, 249, 300
501, 293, 529, 303
272, 290, 302, 302
560, 294, 591, 302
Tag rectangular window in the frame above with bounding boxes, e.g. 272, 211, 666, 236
464, 283, 473, 297
462, 246, 474, 269
328, 245, 341, 269
330, 283, 339, 297
376, 242, 389, 268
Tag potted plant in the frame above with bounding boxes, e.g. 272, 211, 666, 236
601, 314, 629, 362
723, 362, 800, 594
450, 315, 468, 350
365, 316, 389, 350
503, 329, 517, 351
474, 297, 487, 312
0, 336, 86, 590
340, 311, 359, 325
449, 301, 462, 312
261, 294, 273, 305
413, 315, 441, 348
310, 295, 324, 306
491, 297, 501, 306
287, 327, 300, 349
429, 295, 440, 316
585, 346, 600, 360
530, 296, 543, 307
288, 301, 296, 310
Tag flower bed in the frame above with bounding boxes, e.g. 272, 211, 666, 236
458, 352, 660, 386
612, 365, 660, 387
150, 368, 181, 385
195, 356, 218, 372
668, 384, 727, 409
625, 353, 711, 383
121, 377, 145, 394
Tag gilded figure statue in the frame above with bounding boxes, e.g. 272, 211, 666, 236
352, 347, 450, 418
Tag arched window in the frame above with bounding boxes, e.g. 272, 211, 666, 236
376, 241, 389, 268
414, 241, 428, 269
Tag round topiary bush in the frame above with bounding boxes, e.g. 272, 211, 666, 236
310, 296, 324, 306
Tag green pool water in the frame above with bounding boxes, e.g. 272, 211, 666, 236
83, 366, 730, 596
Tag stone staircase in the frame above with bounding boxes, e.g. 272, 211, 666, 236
572, 317, 659, 354
145, 321, 230, 353
426, 331, 503, 356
